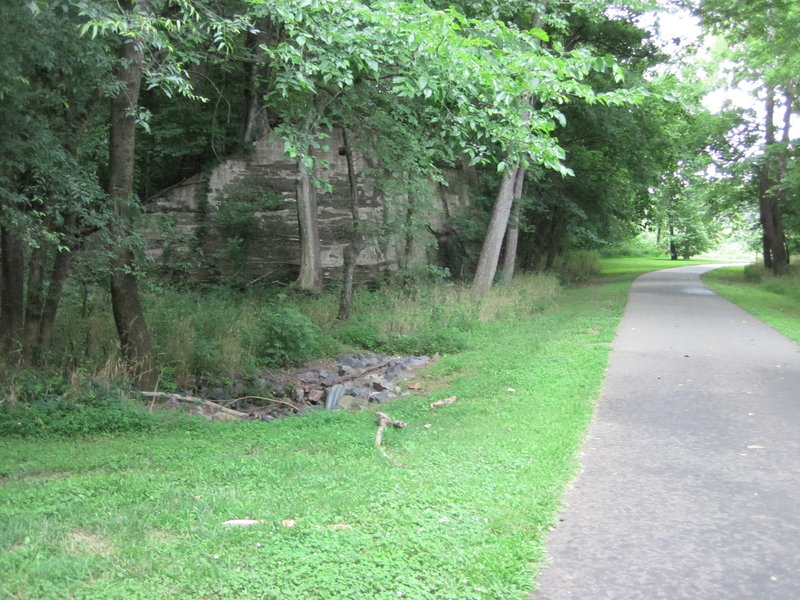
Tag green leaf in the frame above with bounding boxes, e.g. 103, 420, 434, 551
529, 27, 549, 42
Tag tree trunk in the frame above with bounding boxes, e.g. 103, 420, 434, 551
37, 242, 75, 355
758, 86, 789, 275
403, 185, 415, 270
241, 28, 270, 143
471, 164, 519, 297
669, 222, 678, 260
20, 245, 46, 365
338, 128, 362, 321
501, 167, 525, 284
296, 154, 323, 293
0, 228, 25, 361
107, 27, 155, 387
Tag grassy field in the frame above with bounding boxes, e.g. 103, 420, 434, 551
8, 256, 759, 599
702, 264, 800, 344
0, 275, 638, 600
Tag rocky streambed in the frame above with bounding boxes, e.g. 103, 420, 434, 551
152, 352, 437, 422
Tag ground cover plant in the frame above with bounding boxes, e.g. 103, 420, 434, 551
702, 264, 800, 344
0, 271, 636, 600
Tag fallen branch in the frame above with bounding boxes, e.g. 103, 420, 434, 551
331, 360, 392, 386
374, 411, 407, 447
226, 395, 301, 412
221, 519, 266, 527
140, 391, 249, 419
429, 395, 457, 409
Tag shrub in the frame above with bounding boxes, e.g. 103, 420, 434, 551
743, 263, 766, 283
334, 320, 381, 349
600, 233, 662, 258
249, 306, 338, 367
553, 250, 602, 282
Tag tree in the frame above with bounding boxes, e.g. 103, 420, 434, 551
70, 0, 247, 384
695, 0, 799, 274
0, 2, 108, 364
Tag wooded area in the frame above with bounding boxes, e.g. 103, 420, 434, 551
1, 0, 798, 392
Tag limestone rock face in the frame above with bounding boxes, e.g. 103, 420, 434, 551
146, 130, 474, 285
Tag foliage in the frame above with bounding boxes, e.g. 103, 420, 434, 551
19, 270, 558, 392
553, 250, 602, 282
694, 0, 800, 272
330, 273, 560, 354
600, 232, 663, 257
249, 305, 338, 367
0, 373, 156, 437
209, 175, 287, 286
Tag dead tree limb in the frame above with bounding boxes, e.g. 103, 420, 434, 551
140, 391, 249, 419
374, 412, 407, 446
226, 395, 301, 412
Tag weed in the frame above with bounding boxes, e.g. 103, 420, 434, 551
248, 305, 339, 367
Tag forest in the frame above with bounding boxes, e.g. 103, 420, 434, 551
1, 0, 798, 413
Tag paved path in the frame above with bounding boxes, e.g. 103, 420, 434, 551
532, 265, 800, 599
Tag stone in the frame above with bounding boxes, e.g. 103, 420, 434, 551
338, 365, 356, 377
369, 390, 397, 404
337, 354, 367, 369
297, 371, 318, 384
348, 386, 373, 400
306, 389, 325, 403
294, 387, 305, 403
371, 377, 393, 392
383, 366, 400, 380
336, 395, 369, 410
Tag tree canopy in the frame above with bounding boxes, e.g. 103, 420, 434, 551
1, 0, 795, 381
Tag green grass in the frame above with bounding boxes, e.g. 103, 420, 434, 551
702, 265, 800, 344
599, 256, 728, 282
0, 278, 631, 600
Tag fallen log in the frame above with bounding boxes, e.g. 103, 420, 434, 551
140, 391, 249, 420
328, 360, 393, 387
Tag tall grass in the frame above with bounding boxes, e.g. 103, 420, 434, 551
552, 250, 602, 282
4, 273, 561, 397
307, 273, 561, 355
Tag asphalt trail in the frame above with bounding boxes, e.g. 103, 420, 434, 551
532, 265, 800, 600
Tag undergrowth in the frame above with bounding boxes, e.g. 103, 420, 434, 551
1, 273, 561, 436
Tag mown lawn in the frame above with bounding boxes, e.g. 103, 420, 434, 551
0, 275, 639, 600
702, 265, 800, 344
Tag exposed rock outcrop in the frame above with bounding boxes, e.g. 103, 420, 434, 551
145, 131, 474, 286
